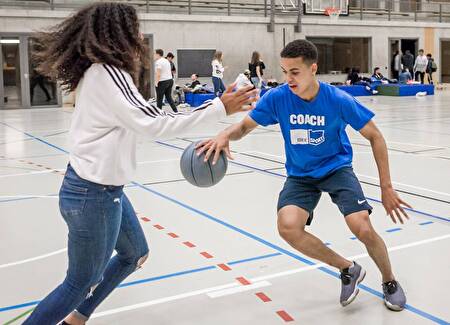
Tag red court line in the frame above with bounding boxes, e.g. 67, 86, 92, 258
168, 232, 179, 238
276, 310, 294, 322
140, 217, 151, 222
255, 292, 272, 302
183, 241, 196, 248
217, 263, 232, 271
200, 252, 213, 259
153, 224, 164, 230
236, 277, 251, 285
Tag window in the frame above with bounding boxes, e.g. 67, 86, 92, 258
307, 37, 370, 74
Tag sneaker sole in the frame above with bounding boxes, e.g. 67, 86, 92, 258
341, 268, 366, 307
384, 299, 404, 311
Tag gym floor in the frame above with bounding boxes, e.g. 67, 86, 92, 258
0, 92, 449, 324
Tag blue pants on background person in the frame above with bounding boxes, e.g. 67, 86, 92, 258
212, 76, 226, 96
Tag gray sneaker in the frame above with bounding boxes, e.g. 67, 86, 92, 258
340, 261, 366, 306
382, 280, 406, 311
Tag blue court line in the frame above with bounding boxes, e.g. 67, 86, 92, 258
1, 122, 449, 324
156, 141, 450, 224
228, 252, 282, 265
420, 221, 434, 226
366, 197, 449, 223
0, 301, 41, 314
132, 181, 449, 325
0, 252, 282, 313
0, 122, 68, 155
118, 265, 216, 289
386, 227, 402, 233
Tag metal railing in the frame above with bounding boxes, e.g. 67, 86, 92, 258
0, 0, 449, 23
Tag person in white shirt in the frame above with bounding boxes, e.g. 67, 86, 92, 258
413, 49, 428, 84
154, 49, 177, 112
392, 50, 402, 80
23, 3, 257, 325
166, 52, 177, 78
212, 51, 226, 96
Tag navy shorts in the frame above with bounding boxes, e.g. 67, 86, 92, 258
277, 167, 373, 225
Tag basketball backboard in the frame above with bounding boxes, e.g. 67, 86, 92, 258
303, 0, 349, 15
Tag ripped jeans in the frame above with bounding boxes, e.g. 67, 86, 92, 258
24, 164, 149, 325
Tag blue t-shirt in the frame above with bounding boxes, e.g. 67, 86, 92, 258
249, 82, 374, 178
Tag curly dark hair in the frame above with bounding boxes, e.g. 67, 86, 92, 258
280, 39, 318, 65
32, 2, 149, 93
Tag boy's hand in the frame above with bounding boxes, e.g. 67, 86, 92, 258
381, 186, 412, 224
195, 132, 233, 165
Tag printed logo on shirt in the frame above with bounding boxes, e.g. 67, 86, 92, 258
290, 129, 325, 146
290, 114, 325, 126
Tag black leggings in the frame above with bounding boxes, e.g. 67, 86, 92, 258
415, 71, 425, 84
156, 79, 177, 112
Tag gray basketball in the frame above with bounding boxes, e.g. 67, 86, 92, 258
180, 141, 228, 187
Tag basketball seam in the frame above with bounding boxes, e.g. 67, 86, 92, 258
190, 144, 197, 186
221, 153, 228, 179
207, 156, 214, 186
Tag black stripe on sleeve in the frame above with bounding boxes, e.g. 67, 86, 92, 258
104, 64, 157, 118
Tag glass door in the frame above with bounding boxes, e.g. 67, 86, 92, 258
0, 37, 22, 109
0, 34, 61, 109
28, 37, 59, 107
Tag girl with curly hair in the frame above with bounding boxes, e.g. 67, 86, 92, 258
24, 3, 256, 324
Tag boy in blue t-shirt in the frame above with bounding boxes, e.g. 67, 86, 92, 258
198, 40, 411, 311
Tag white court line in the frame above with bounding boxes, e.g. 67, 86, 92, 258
357, 173, 450, 198
91, 233, 450, 319
247, 151, 450, 197
350, 140, 446, 149
245, 151, 285, 162
207, 281, 271, 298
250, 131, 448, 150
0, 248, 67, 269
0, 159, 177, 178
137, 159, 179, 165
0, 195, 58, 199
251, 233, 450, 283
92, 281, 246, 319
0, 169, 63, 179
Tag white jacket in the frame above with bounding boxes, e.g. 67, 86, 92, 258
69, 63, 225, 186
414, 55, 428, 73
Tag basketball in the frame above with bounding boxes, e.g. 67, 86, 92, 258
180, 141, 228, 187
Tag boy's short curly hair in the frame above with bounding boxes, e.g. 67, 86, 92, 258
280, 39, 318, 65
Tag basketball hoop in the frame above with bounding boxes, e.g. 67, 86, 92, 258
325, 7, 341, 20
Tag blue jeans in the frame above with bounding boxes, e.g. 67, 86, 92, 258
251, 77, 261, 89
212, 76, 225, 96
24, 165, 149, 324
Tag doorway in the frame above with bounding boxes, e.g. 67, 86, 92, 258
441, 39, 450, 83
389, 38, 418, 78
0, 34, 61, 109
1, 37, 22, 109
